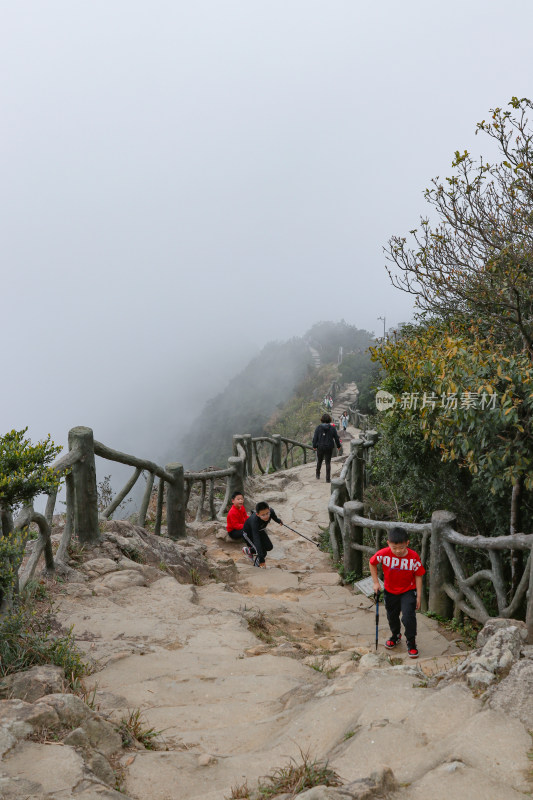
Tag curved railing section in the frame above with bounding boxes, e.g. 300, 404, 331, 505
233, 434, 315, 476
328, 432, 533, 640
11, 426, 317, 597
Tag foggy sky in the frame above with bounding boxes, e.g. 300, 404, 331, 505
2, 0, 532, 469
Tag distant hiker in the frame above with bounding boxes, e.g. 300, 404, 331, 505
341, 411, 349, 432
312, 412, 341, 483
369, 526, 426, 659
226, 491, 249, 541
242, 501, 282, 568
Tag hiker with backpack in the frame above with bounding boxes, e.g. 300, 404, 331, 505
312, 412, 341, 483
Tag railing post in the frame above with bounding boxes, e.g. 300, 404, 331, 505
242, 434, 253, 476
138, 472, 154, 528
233, 435, 247, 476
166, 463, 186, 540
68, 426, 100, 545
271, 435, 282, 472
329, 478, 346, 562
526, 549, 533, 643
428, 510, 456, 619
227, 455, 245, 502
364, 430, 379, 467
350, 440, 364, 502
344, 500, 364, 577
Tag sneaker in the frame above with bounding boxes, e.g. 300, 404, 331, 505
242, 546, 254, 562
407, 642, 419, 659
258, 563, 266, 569
384, 634, 401, 649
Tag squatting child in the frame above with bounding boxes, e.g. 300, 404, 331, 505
242, 501, 283, 568
226, 491, 249, 541
369, 526, 425, 659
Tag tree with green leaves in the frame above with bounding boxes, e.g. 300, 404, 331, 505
0, 429, 61, 609
386, 97, 533, 359
375, 98, 533, 596
0, 428, 61, 530
372, 319, 533, 591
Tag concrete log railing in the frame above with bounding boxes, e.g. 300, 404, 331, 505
37, 428, 244, 550
329, 476, 533, 640
93, 438, 247, 536
326, 431, 380, 567
24, 425, 315, 586
236, 434, 316, 475
431, 515, 533, 640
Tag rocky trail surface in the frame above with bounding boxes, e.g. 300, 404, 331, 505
2, 443, 533, 799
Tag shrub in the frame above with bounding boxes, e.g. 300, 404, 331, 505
0, 594, 87, 684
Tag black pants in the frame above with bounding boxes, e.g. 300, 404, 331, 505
243, 529, 273, 565
384, 589, 417, 644
227, 529, 244, 541
316, 447, 333, 481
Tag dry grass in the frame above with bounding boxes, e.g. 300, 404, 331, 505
244, 609, 274, 644
117, 708, 162, 750
225, 748, 342, 799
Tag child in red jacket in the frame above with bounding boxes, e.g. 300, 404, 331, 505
226, 491, 249, 541
369, 526, 425, 659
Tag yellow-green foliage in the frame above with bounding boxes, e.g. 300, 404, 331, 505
373, 320, 533, 495
0, 428, 62, 511
0, 530, 25, 596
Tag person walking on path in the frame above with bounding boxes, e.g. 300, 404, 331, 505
369, 526, 425, 659
312, 412, 341, 483
226, 491, 249, 541
341, 411, 349, 432
242, 501, 283, 568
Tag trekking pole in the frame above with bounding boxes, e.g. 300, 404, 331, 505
281, 522, 320, 547
374, 591, 381, 651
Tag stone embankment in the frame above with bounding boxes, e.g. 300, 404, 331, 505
1, 458, 532, 799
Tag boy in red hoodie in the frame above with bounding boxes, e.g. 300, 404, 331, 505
226, 491, 249, 541
369, 526, 425, 659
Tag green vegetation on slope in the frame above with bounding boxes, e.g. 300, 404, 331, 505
370, 98, 533, 541
176, 338, 311, 469
264, 364, 339, 443
172, 321, 377, 469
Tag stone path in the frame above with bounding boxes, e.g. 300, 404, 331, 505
3, 412, 532, 799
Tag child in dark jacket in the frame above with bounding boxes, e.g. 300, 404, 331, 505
242, 501, 283, 568
226, 491, 249, 540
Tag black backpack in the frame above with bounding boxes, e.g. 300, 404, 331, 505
318, 424, 334, 448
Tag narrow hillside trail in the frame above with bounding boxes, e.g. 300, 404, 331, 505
329, 381, 359, 445
39, 456, 532, 800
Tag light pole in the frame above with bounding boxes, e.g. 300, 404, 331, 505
377, 316, 386, 338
